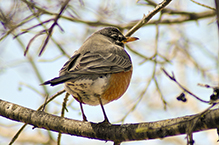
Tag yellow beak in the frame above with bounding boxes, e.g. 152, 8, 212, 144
122, 37, 139, 43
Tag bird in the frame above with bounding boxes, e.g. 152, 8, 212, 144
41, 27, 138, 123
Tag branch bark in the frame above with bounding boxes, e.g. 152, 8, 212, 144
0, 99, 218, 143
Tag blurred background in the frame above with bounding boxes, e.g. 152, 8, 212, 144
0, 0, 218, 144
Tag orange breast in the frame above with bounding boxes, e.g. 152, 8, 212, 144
101, 68, 133, 104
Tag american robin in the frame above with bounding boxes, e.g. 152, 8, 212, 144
42, 27, 138, 123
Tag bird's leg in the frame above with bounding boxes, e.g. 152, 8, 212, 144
77, 96, 87, 121
98, 96, 110, 123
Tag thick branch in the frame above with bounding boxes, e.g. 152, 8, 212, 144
0, 99, 219, 143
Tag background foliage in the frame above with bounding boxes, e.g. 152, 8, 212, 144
0, 0, 218, 144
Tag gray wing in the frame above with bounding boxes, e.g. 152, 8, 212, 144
70, 51, 132, 74
42, 49, 132, 86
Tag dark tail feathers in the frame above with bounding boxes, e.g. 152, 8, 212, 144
41, 75, 73, 86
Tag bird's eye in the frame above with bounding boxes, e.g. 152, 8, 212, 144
118, 35, 124, 41
111, 34, 118, 39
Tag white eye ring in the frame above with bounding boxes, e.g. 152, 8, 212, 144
111, 34, 117, 38
118, 35, 123, 39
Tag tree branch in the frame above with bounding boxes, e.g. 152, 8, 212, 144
125, 0, 172, 37
38, 0, 70, 56
1, 99, 219, 143
122, 10, 215, 29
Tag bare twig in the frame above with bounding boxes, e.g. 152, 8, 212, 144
186, 103, 216, 145
162, 68, 210, 103
215, 0, 219, 84
198, 83, 216, 89
122, 11, 215, 29
0, 11, 37, 41
117, 75, 153, 123
24, 30, 46, 56
144, 0, 213, 15
153, 13, 167, 109
38, 0, 70, 56
187, 134, 194, 145
13, 18, 54, 39
1, 4, 215, 43
126, 45, 151, 60
191, 0, 215, 10
57, 93, 69, 145
9, 89, 66, 145
125, 0, 172, 37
